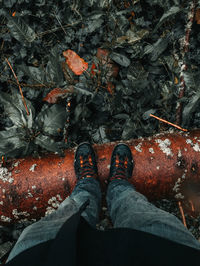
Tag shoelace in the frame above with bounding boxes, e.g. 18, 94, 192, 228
111, 159, 128, 180
80, 157, 96, 179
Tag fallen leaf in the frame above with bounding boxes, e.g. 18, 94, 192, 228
107, 82, 114, 95
96, 48, 119, 78
63, 49, 88, 75
43, 87, 73, 104
91, 63, 97, 76
174, 76, 179, 84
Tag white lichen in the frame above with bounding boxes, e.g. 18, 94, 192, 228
107, 164, 110, 169
13, 161, 20, 167
193, 143, 200, 152
185, 138, 200, 152
29, 164, 37, 172
45, 206, 56, 216
0, 201, 3, 205
149, 148, 155, 154
175, 193, 184, 199
186, 139, 192, 144
12, 209, 30, 219
48, 195, 62, 209
135, 143, 142, 152
32, 185, 36, 189
172, 173, 186, 194
178, 149, 182, 157
27, 192, 33, 198
1, 215, 11, 223
156, 166, 160, 170
56, 194, 62, 201
0, 167, 14, 183
155, 138, 173, 157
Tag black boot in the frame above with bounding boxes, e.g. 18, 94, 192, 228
109, 143, 134, 182
74, 142, 98, 180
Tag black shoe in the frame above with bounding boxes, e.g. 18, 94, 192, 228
109, 143, 134, 182
74, 142, 98, 180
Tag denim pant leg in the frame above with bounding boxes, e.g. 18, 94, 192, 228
7, 178, 101, 262
106, 179, 200, 250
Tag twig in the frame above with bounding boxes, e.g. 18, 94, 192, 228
178, 201, 187, 228
7, 79, 54, 88
5, 58, 30, 116
53, 10, 68, 35
149, 114, 188, 132
175, 0, 196, 125
37, 21, 80, 37
189, 200, 195, 212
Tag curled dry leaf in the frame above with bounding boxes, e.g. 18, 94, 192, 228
63, 49, 88, 75
43, 87, 73, 104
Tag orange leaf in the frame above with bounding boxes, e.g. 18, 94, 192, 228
43, 88, 72, 104
63, 49, 88, 75
174, 76, 179, 84
12, 11, 16, 17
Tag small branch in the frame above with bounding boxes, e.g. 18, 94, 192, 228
189, 200, 195, 212
149, 114, 188, 132
5, 58, 30, 116
37, 21, 80, 37
175, 0, 196, 125
53, 11, 68, 35
7, 79, 54, 89
178, 201, 187, 228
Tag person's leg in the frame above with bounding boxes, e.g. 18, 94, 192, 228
7, 142, 101, 262
7, 178, 101, 262
106, 179, 200, 250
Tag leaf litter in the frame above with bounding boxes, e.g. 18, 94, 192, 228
1, 0, 200, 256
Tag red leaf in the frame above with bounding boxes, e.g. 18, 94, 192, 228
91, 63, 96, 76
96, 48, 119, 78
63, 49, 88, 75
43, 87, 72, 104
107, 82, 114, 95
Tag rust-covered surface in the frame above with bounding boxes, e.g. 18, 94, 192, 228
1, 129, 200, 225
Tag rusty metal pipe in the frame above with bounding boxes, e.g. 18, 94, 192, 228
1, 129, 200, 225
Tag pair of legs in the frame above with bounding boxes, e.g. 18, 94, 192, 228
7, 144, 200, 262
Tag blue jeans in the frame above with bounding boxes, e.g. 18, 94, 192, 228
7, 179, 200, 262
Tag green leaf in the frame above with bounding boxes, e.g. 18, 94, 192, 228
153, 6, 181, 33
182, 92, 200, 127
35, 104, 67, 136
0, 90, 35, 129
7, 14, 36, 43
18, 65, 46, 85
46, 46, 64, 85
0, 128, 31, 158
34, 134, 65, 154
